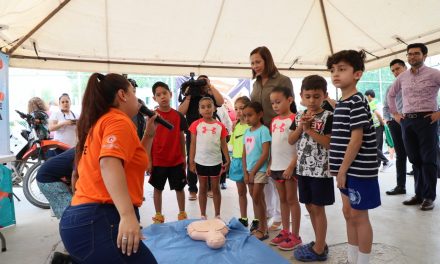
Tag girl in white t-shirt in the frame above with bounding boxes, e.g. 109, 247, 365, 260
189, 97, 230, 219
49, 93, 78, 147
267, 87, 302, 250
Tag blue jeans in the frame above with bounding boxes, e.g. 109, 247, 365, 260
60, 203, 157, 264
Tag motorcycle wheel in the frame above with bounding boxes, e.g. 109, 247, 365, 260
23, 161, 50, 209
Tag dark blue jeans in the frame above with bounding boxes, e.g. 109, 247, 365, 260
401, 117, 438, 200
388, 120, 407, 188
60, 203, 157, 264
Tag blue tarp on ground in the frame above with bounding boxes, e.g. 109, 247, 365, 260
143, 218, 289, 264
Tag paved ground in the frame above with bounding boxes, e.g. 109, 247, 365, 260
1, 162, 439, 264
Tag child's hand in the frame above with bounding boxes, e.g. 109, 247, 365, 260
266, 166, 271, 177
282, 166, 294, 180
301, 114, 314, 132
146, 163, 152, 175
336, 172, 346, 189
183, 159, 187, 172
223, 160, 230, 172
189, 161, 196, 174
244, 171, 250, 184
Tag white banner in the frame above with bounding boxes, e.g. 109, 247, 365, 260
0, 52, 10, 155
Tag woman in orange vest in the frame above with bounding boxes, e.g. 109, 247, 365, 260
59, 73, 157, 263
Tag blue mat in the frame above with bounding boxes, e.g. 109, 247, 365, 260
143, 218, 289, 264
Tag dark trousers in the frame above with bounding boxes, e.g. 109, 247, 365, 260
60, 203, 157, 264
388, 120, 407, 188
401, 117, 438, 200
185, 132, 198, 193
375, 125, 389, 166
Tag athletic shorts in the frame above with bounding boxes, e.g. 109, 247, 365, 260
149, 163, 187, 191
298, 176, 335, 206
270, 170, 297, 183
196, 163, 222, 177
339, 176, 381, 210
229, 158, 244, 182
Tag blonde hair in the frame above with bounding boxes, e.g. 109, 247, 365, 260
27, 97, 48, 113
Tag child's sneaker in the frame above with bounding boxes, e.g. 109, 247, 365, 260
270, 229, 290, 246
152, 213, 165, 224
278, 234, 302, 251
238, 217, 249, 227
250, 219, 259, 232
293, 243, 328, 262
177, 211, 187, 221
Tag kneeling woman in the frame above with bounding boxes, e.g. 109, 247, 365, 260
60, 73, 157, 264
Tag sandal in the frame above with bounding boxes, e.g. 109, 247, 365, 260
252, 229, 269, 241
293, 243, 328, 262
269, 221, 282, 231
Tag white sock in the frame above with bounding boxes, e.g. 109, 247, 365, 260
357, 251, 370, 264
347, 244, 359, 264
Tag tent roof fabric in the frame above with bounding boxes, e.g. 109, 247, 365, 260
1, 0, 440, 77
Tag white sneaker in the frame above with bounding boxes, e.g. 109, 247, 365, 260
380, 161, 394, 172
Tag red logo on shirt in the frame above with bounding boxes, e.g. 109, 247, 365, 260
312, 121, 324, 131
202, 126, 217, 134
272, 123, 286, 133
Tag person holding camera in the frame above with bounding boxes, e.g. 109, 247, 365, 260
178, 74, 224, 201
49, 93, 79, 148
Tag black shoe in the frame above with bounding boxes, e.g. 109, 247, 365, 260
420, 199, 435, 211
51, 252, 72, 264
238, 217, 249, 227
220, 183, 227, 190
407, 170, 414, 176
386, 186, 406, 195
250, 219, 259, 232
402, 196, 422, 205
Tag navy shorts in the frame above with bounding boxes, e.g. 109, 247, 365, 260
196, 163, 222, 177
298, 176, 335, 206
340, 176, 381, 210
149, 163, 187, 191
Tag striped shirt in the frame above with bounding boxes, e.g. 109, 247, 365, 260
329, 92, 378, 178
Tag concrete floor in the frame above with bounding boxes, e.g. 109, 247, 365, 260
1, 163, 439, 264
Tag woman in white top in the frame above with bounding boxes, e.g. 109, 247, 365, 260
49, 93, 78, 147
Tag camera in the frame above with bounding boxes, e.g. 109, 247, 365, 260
179, 72, 208, 101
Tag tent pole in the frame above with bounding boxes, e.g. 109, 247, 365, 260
319, 0, 334, 55
366, 37, 440, 63
319, 0, 337, 99
6, 0, 71, 55
9, 54, 327, 72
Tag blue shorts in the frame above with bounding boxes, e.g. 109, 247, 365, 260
229, 158, 244, 182
298, 176, 335, 206
340, 176, 381, 210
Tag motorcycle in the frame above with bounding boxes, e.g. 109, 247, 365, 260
11, 110, 70, 209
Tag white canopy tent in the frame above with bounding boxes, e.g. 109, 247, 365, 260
1, 0, 440, 77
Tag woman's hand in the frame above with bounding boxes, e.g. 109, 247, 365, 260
117, 213, 144, 256
144, 114, 158, 137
